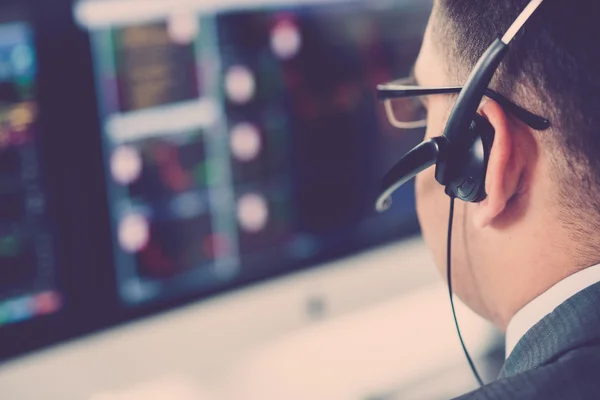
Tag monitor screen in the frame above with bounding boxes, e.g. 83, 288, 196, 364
0, 0, 432, 361
0, 20, 62, 328
79, 0, 431, 307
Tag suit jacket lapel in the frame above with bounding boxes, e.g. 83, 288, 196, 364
500, 281, 600, 378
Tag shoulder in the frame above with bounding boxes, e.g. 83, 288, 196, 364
455, 345, 600, 400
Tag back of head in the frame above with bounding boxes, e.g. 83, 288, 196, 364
434, 0, 600, 259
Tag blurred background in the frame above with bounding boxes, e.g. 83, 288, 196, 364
0, 0, 503, 398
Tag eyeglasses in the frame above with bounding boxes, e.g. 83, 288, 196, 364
377, 76, 551, 131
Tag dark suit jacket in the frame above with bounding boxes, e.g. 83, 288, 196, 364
455, 281, 600, 399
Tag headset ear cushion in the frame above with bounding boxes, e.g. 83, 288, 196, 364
445, 115, 495, 202
469, 115, 495, 202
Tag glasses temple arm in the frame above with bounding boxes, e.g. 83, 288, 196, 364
484, 90, 550, 130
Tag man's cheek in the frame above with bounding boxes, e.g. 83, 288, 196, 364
415, 167, 438, 206
415, 167, 447, 235
415, 172, 434, 231
415, 169, 450, 274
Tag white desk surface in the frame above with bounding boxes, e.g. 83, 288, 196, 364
0, 237, 499, 400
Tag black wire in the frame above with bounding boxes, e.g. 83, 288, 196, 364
447, 196, 485, 387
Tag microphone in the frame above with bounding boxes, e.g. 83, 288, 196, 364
375, 136, 448, 212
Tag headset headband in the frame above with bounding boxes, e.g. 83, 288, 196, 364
375, 0, 546, 212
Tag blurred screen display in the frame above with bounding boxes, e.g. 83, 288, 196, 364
84, 0, 430, 306
0, 21, 61, 327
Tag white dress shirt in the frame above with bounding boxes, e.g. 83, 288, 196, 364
505, 263, 600, 359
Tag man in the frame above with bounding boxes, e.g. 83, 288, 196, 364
412, 0, 600, 398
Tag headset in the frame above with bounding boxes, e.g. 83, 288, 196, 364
375, 0, 546, 212
374, 0, 547, 387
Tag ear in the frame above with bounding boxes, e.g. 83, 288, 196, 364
474, 100, 525, 229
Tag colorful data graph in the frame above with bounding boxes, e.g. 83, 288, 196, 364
134, 214, 218, 279
0, 102, 36, 151
112, 132, 210, 199
112, 22, 200, 112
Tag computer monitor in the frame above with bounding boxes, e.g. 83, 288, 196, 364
0, 0, 432, 360
78, 0, 431, 307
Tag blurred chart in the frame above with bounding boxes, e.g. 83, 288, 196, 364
85, 0, 430, 306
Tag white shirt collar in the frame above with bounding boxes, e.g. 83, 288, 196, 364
505, 263, 600, 359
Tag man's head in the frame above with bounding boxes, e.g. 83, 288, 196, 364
414, 0, 600, 328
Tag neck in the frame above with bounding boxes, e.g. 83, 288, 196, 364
483, 226, 585, 331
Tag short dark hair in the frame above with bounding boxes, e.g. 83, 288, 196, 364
434, 0, 600, 254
